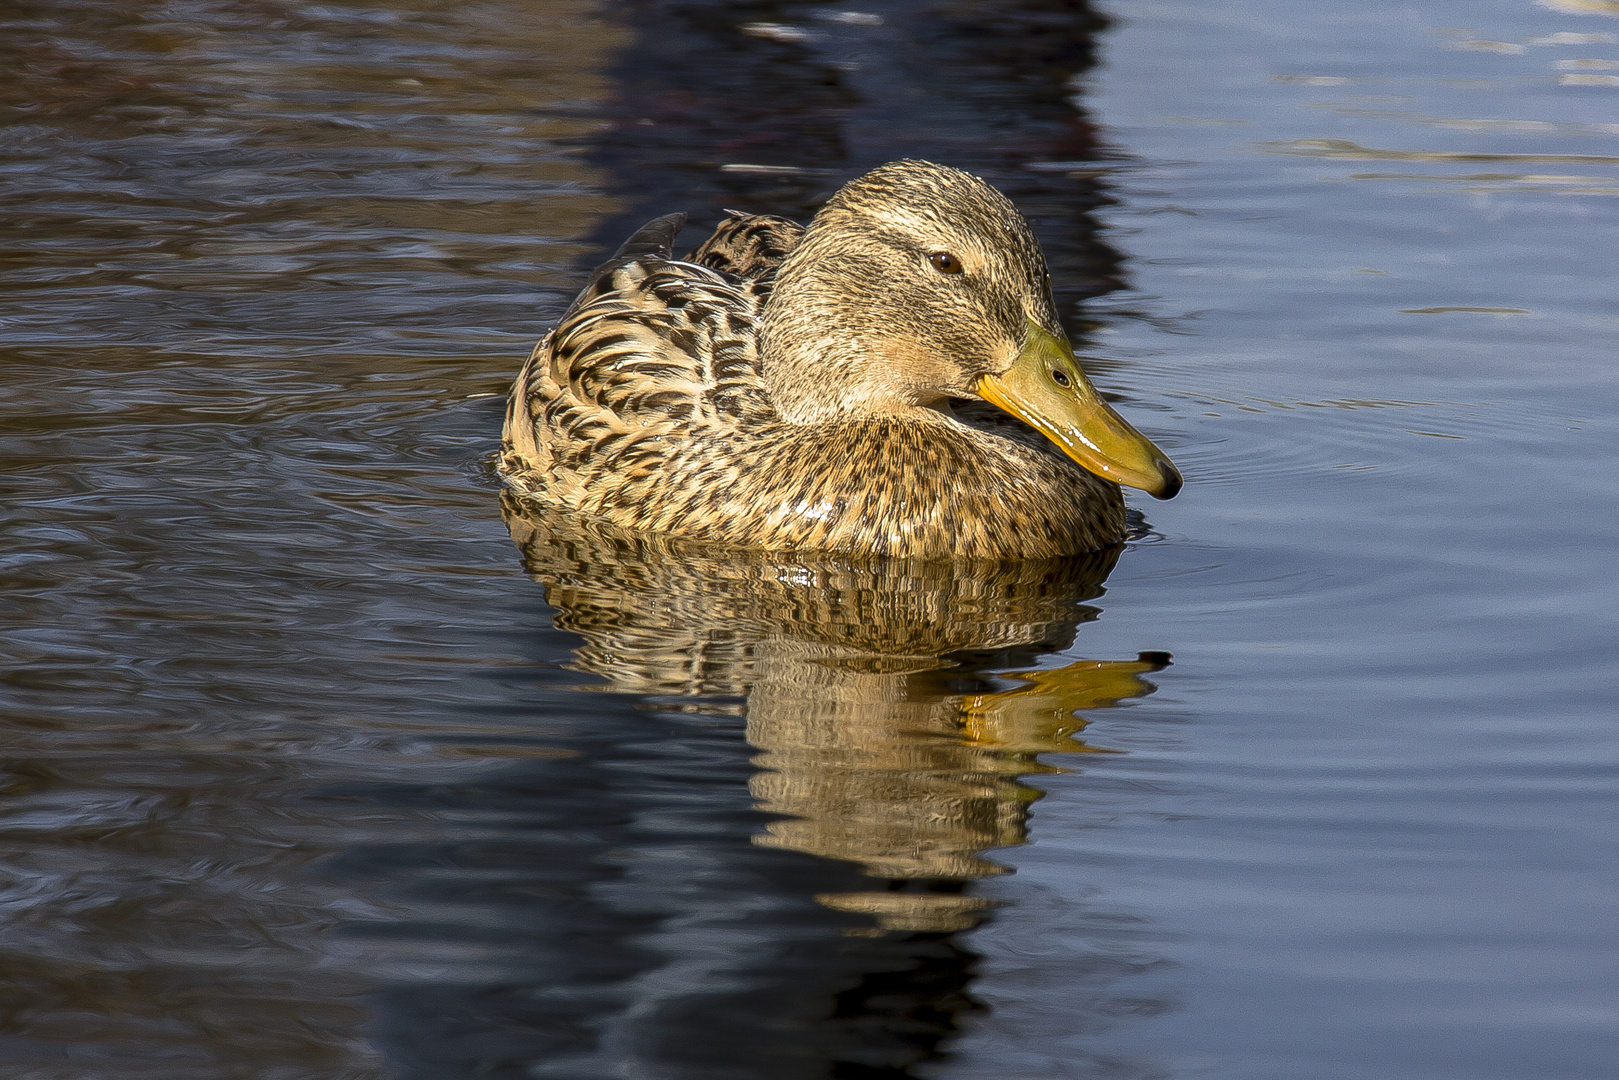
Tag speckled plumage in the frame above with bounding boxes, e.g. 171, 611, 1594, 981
500, 160, 1134, 559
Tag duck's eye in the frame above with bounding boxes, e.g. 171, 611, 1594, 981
928, 251, 963, 274
1050, 368, 1071, 388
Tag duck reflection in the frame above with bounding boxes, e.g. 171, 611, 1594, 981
504, 490, 1165, 940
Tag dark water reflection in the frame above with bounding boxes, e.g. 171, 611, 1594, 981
587, 0, 1127, 311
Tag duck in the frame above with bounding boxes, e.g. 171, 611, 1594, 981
499, 159, 1180, 559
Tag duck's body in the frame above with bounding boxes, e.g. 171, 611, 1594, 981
501, 161, 1179, 559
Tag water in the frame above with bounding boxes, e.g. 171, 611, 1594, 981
1, 0, 1616, 1077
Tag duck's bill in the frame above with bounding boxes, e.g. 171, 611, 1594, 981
977, 325, 1182, 499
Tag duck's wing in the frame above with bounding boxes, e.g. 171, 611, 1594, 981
500, 212, 802, 503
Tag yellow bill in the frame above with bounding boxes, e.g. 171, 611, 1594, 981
977, 324, 1182, 499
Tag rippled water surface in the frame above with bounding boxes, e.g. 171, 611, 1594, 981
3, 0, 1617, 1077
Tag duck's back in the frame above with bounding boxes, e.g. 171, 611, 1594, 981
500, 211, 801, 504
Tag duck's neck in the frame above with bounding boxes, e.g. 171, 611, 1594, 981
758, 241, 950, 426
761, 339, 945, 426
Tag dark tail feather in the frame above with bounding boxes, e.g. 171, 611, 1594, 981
553, 213, 689, 324
614, 212, 688, 260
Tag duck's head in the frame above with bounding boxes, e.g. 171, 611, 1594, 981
760, 159, 1181, 500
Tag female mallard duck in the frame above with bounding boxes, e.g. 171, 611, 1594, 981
499, 159, 1180, 559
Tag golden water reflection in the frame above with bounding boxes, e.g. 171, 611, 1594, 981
503, 493, 1167, 934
